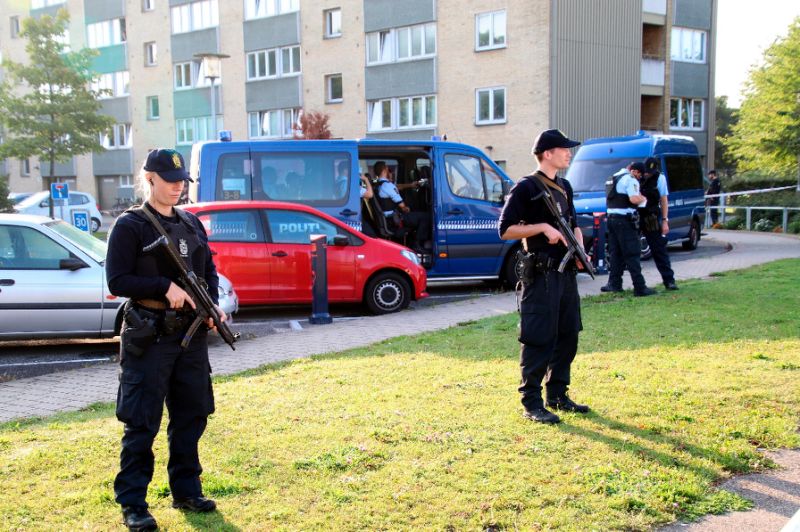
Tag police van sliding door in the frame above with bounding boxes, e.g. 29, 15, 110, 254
436, 151, 506, 276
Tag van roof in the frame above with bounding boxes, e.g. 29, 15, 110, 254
576, 131, 699, 160
193, 138, 487, 152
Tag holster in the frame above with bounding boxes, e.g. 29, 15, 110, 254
121, 304, 158, 357
515, 249, 557, 285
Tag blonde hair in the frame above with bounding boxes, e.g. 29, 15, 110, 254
136, 169, 156, 200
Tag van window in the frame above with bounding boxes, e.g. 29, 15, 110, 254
565, 158, 630, 192
215, 151, 351, 205
445, 154, 503, 202
664, 156, 702, 192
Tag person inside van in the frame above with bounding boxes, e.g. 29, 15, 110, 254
374, 161, 430, 252
335, 161, 350, 199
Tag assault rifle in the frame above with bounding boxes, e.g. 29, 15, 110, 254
143, 235, 239, 350
535, 181, 596, 279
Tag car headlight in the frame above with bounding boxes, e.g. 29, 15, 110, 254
401, 249, 421, 265
218, 285, 228, 298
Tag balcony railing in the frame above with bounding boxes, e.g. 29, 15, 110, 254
641, 59, 665, 86
642, 0, 667, 15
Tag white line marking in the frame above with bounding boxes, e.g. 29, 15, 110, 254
0, 357, 111, 368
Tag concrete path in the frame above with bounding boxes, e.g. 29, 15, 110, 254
1, 229, 799, 530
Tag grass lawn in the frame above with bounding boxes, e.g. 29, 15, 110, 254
1, 260, 798, 530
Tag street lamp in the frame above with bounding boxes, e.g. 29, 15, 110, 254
193, 52, 229, 140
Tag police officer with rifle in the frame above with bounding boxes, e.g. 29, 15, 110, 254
499, 129, 591, 424
106, 148, 233, 531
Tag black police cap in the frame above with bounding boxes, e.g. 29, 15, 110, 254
143, 148, 193, 182
532, 129, 581, 154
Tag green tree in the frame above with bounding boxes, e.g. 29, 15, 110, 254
725, 17, 800, 185
0, 9, 113, 216
714, 96, 738, 176
0, 175, 13, 213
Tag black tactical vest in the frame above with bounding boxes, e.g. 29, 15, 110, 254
132, 206, 206, 282
376, 179, 401, 212
605, 173, 637, 210
639, 173, 661, 215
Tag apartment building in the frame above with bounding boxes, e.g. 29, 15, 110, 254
0, 0, 716, 209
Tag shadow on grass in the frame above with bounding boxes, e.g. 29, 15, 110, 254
179, 509, 242, 531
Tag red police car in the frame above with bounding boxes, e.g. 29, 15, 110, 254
182, 201, 428, 314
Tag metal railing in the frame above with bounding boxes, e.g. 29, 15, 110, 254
705, 185, 799, 232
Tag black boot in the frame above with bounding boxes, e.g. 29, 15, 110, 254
172, 496, 217, 512
600, 284, 623, 293
122, 506, 157, 531
523, 407, 561, 424
546, 395, 590, 413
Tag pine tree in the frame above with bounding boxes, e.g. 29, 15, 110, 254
0, 9, 114, 215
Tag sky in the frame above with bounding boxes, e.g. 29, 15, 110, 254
715, 0, 800, 108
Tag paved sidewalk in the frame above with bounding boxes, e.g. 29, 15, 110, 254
0, 229, 798, 529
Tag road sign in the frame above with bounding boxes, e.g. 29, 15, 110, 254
51, 182, 69, 201
71, 209, 90, 233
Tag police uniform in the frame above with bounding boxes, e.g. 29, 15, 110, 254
498, 129, 587, 424
602, 164, 655, 296
639, 159, 677, 290
106, 149, 218, 530
376, 177, 430, 250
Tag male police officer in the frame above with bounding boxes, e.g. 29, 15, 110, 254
374, 160, 430, 251
639, 157, 678, 290
601, 162, 657, 296
499, 129, 588, 424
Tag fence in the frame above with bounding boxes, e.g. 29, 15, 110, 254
704, 185, 799, 232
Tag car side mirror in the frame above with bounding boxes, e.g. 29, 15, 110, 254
59, 257, 88, 271
331, 235, 350, 247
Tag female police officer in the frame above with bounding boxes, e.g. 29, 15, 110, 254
499, 129, 588, 424
106, 148, 226, 531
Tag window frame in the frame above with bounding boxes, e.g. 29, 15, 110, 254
475, 10, 507, 51
247, 108, 300, 139
365, 22, 436, 65
86, 18, 126, 49
326, 73, 343, 104
669, 97, 704, 130
142, 0, 155, 12
244, 0, 298, 20
174, 62, 193, 90
10, 16, 20, 38
101, 123, 132, 150
670, 27, 707, 64
170, 0, 218, 35
144, 41, 157, 66
246, 45, 300, 81
146, 96, 160, 120
475, 86, 506, 125
324, 8, 342, 38
367, 95, 436, 132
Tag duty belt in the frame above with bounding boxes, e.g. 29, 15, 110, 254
134, 298, 194, 314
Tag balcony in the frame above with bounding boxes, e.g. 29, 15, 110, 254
641, 58, 665, 93
642, 0, 666, 15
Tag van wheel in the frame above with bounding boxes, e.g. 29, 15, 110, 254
640, 234, 652, 260
503, 250, 521, 289
682, 220, 700, 250
91, 217, 101, 233
364, 272, 410, 314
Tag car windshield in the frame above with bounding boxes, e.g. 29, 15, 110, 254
15, 192, 48, 208
45, 220, 107, 263
565, 158, 631, 192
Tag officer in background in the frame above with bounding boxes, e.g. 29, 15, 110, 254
374, 160, 430, 251
499, 129, 588, 424
106, 149, 226, 531
639, 157, 678, 290
705, 169, 721, 225
600, 162, 657, 297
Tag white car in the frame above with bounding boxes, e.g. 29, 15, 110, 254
14, 190, 104, 233
0, 213, 238, 340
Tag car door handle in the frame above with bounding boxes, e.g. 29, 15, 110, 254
339, 209, 358, 216
271, 251, 288, 257
447, 208, 464, 215
0, 279, 14, 286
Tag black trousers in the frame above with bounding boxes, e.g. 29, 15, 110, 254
642, 229, 674, 285
517, 270, 582, 409
607, 215, 647, 291
400, 211, 430, 249
114, 327, 214, 508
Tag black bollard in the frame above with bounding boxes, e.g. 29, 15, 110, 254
309, 234, 333, 324
592, 213, 609, 275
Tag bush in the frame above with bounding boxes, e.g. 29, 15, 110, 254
754, 218, 775, 232
723, 217, 744, 230
788, 219, 800, 234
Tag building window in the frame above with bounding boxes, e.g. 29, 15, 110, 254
476, 87, 506, 125
21, 159, 30, 176
248, 108, 300, 138
10, 16, 21, 39
31, 0, 66, 8
246, 45, 300, 80
171, 0, 218, 34
367, 95, 436, 132
86, 18, 126, 48
147, 96, 160, 120
91, 71, 130, 98
144, 42, 157, 66
176, 116, 223, 144
670, 27, 706, 63
324, 8, 341, 38
366, 22, 436, 65
101, 124, 132, 149
670, 98, 704, 129
244, 0, 298, 20
174, 61, 216, 89
326, 74, 342, 103
142, 0, 155, 11
475, 10, 506, 51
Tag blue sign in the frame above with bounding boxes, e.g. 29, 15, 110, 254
51, 182, 69, 200
71, 210, 90, 233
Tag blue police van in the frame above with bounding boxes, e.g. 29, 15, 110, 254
564, 132, 706, 260
188, 138, 521, 284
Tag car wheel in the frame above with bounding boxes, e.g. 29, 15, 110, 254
91, 217, 101, 233
364, 272, 410, 314
682, 220, 700, 250
503, 248, 521, 289
640, 234, 652, 260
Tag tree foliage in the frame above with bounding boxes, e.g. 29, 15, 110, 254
714, 96, 738, 176
0, 9, 113, 180
725, 18, 800, 177
293, 111, 332, 140
0, 175, 13, 213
